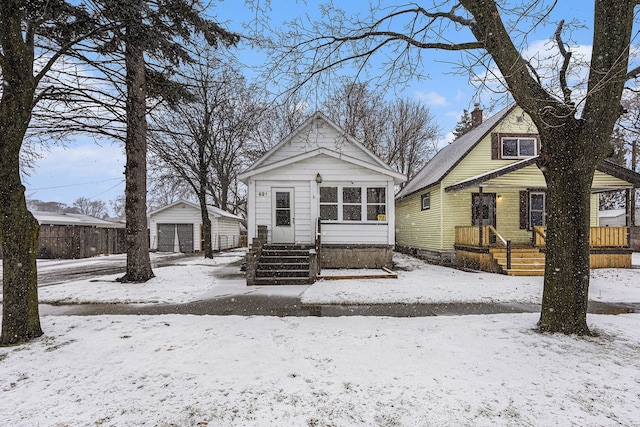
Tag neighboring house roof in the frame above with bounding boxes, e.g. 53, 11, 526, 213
239, 111, 406, 184
599, 208, 626, 218
444, 157, 640, 192
32, 211, 125, 228
148, 200, 243, 221
396, 102, 640, 198
396, 104, 517, 199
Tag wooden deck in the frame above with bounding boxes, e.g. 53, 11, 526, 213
454, 226, 632, 275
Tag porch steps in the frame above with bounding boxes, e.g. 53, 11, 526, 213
490, 247, 545, 276
254, 244, 313, 285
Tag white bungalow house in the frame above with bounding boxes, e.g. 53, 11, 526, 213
239, 111, 406, 274
148, 200, 243, 253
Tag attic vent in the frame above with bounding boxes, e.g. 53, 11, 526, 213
315, 118, 325, 128
516, 115, 524, 123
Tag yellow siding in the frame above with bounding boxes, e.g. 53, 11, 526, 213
442, 190, 470, 248
591, 194, 598, 226
481, 165, 546, 188
396, 105, 633, 251
396, 184, 442, 249
442, 106, 537, 190
592, 170, 631, 189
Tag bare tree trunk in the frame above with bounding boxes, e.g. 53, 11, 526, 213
538, 131, 594, 334
118, 35, 154, 282
0, 2, 43, 344
198, 192, 214, 258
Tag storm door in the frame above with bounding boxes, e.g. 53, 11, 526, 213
272, 188, 295, 243
472, 192, 497, 244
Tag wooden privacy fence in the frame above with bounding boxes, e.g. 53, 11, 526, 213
36, 225, 126, 259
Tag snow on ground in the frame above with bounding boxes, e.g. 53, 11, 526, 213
3, 251, 638, 306
302, 252, 640, 305
0, 251, 639, 426
40, 251, 245, 305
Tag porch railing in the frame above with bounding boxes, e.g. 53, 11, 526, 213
532, 226, 546, 247
532, 226, 628, 248
455, 225, 512, 268
455, 226, 490, 247
487, 225, 512, 270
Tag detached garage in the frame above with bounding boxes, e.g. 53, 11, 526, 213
148, 200, 244, 253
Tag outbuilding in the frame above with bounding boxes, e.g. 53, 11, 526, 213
148, 200, 243, 253
32, 211, 125, 259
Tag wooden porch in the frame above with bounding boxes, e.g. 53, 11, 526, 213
454, 225, 633, 276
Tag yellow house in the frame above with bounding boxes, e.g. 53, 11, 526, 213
395, 104, 640, 275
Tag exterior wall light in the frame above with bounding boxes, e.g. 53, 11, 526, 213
315, 173, 323, 183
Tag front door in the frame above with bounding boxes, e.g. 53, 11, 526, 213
272, 188, 295, 243
472, 192, 497, 244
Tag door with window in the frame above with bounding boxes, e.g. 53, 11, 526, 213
472, 193, 497, 244
272, 188, 295, 243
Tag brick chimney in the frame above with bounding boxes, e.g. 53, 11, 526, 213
471, 103, 483, 128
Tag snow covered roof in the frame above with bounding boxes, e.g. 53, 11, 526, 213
598, 209, 626, 218
396, 104, 516, 199
32, 211, 125, 228
396, 102, 640, 199
148, 200, 243, 221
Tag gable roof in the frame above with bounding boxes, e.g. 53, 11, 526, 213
239, 111, 406, 184
148, 200, 243, 221
396, 103, 517, 199
444, 157, 640, 192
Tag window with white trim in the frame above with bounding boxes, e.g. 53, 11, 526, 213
529, 192, 546, 227
342, 187, 362, 221
319, 185, 387, 222
501, 137, 537, 159
421, 193, 430, 210
319, 187, 338, 220
367, 187, 386, 220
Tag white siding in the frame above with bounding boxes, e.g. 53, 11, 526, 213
214, 217, 242, 250
149, 202, 202, 251
247, 153, 395, 245
320, 223, 389, 244
149, 201, 242, 252
262, 119, 379, 168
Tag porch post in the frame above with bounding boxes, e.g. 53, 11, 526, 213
626, 188, 636, 227
478, 186, 483, 246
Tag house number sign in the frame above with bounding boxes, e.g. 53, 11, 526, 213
258, 191, 268, 197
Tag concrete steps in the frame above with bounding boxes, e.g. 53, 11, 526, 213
254, 244, 313, 285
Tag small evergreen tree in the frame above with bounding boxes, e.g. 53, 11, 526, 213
452, 109, 473, 140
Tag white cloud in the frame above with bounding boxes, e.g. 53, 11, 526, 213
415, 90, 448, 107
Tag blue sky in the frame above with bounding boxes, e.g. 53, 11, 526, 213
24, 0, 597, 211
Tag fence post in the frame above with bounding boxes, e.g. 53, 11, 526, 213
506, 240, 512, 270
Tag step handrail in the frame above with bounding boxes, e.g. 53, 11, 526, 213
487, 225, 512, 270
532, 226, 547, 247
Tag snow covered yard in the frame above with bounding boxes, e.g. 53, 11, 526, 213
0, 251, 639, 426
2, 314, 639, 426
303, 252, 640, 305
